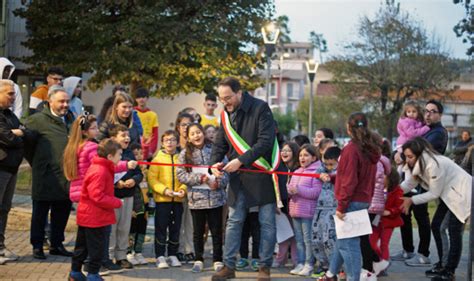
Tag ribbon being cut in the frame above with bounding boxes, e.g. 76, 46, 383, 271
140, 111, 321, 209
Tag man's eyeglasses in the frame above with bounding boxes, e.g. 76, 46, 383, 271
163, 138, 177, 143
424, 109, 439, 115
218, 95, 235, 103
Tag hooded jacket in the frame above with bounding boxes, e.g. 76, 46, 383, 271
63, 76, 83, 118
380, 186, 404, 228
396, 117, 430, 148
368, 155, 391, 214
288, 161, 322, 218
177, 143, 228, 210
77, 156, 122, 228
0, 58, 22, 118
335, 140, 380, 213
69, 140, 128, 202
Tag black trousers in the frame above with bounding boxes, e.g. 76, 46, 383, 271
154, 202, 183, 257
240, 211, 260, 259
400, 200, 431, 257
361, 214, 380, 271
129, 213, 147, 253
191, 206, 223, 262
431, 200, 465, 272
71, 226, 107, 274
30, 199, 72, 249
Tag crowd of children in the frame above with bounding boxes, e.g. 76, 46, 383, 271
54, 85, 470, 281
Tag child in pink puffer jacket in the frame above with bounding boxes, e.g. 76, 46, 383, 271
287, 144, 322, 276
396, 101, 430, 151
63, 113, 136, 202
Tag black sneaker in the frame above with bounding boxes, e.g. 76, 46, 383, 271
176, 253, 186, 263
117, 259, 134, 269
431, 269, 455, 281
185, 253, 195, 264
426, 262, 444, 277
103, 259, 124, 273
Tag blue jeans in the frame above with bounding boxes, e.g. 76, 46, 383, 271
292, 217, 314, 265
223, 190, 276, 268
329, 202, 369, 281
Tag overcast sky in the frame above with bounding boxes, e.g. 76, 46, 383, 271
274, 0, 469, 59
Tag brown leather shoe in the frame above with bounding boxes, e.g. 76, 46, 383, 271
257, 266, 271, 281
211, 265, 236, 281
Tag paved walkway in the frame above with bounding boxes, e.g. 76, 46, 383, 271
0, 194, 471, 280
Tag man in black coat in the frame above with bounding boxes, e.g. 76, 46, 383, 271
0, 80, 30, 264
211, 77, 277, 281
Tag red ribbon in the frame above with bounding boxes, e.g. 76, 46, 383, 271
137, 161, 321, 179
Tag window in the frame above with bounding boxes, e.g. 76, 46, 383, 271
287, 83, 294, 98
270, 82, 276, 97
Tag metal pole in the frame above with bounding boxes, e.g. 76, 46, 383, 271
266, 55, 271, 104
468, 173, 474, 281
308, 80, 314, 138
279, 56, 283, 111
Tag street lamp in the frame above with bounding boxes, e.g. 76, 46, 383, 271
262, 23, 280, 104
305, 59, 319, 138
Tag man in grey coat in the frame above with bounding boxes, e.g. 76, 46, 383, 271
211, 77, 277, 281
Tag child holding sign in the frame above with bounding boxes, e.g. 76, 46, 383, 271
177, 123, 228, 273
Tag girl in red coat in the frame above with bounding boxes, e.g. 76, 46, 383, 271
369, 167, 404, 276
69, 139, 123, 281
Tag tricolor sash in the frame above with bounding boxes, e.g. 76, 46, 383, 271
220, 110, 283, 208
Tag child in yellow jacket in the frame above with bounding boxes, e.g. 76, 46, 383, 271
148, 130, 187, 269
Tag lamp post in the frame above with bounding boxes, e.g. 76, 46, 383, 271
278, 53, 290, 110
305, 59, 319, 138
262, 23, 280, 104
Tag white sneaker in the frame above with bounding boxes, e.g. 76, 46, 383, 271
168, 255, 182, 267
405, 253, 431, 267
373, 259, 390, 275
298, 263, 314, 276
192, 261, 204, 273
135, 253, 148, 265
214, 261, 224, 272
360, 269, 378, 281
126, 253, 139, 266
390, 249, 415, 261
290, 263, 304, 275
156, 256, 169, 269
0, 248, 19, 261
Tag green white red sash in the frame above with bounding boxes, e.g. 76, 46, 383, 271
220, 110, 283, 208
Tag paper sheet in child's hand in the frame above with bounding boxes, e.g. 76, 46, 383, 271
333, 209, 372, 239
192, 167, 215, 190
114, 172, 127, 184
275, 212, 294, 243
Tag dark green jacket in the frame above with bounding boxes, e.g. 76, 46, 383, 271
24, 106, 74, 201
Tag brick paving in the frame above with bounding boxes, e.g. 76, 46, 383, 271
0, 194, 471, 280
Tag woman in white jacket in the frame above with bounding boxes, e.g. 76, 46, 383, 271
400, 137, 472, 281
